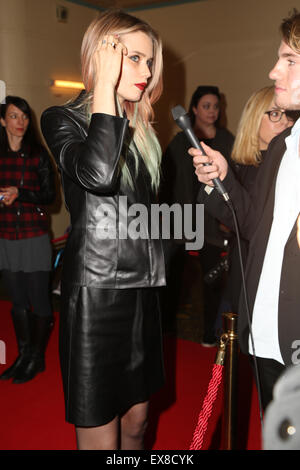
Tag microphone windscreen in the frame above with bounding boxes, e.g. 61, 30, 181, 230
171, 105, 186, 122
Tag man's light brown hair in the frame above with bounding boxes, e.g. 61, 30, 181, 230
281, 9, 300, 54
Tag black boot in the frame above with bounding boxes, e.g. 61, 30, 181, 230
0, 308, 31, 380
12, 315, 54, 384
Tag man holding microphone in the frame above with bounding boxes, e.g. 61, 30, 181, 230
189, 9, 300, 411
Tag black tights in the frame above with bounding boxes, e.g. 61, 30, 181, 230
2, 270, 52, 318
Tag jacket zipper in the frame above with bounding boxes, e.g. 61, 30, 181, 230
16, 151, 26, 240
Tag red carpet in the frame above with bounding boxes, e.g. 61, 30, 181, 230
0, 300, 261, 450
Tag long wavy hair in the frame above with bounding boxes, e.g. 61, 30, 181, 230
231, 86, 275, 166
79, 10, 163, 191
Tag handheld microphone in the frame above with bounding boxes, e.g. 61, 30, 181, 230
171, 105, 230, 202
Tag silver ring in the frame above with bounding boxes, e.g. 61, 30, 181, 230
102, 39, 106, 44
108, 41, 116, 47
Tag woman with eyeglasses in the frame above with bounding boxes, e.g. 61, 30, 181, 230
232, 86, 294, 170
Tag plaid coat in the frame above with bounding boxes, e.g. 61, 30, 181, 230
0, 144, 55, 240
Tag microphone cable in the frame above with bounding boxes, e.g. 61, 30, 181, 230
224, 197, 264, 427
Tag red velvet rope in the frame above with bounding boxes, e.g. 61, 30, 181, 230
51, 233, 68, 244
189, 363, 224, 450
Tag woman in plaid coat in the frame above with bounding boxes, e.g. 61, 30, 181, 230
0, 95, 55, 384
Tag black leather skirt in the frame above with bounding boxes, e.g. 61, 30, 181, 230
59, 283, 165, 427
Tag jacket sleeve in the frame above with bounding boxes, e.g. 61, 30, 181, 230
197, 129, 289, 241
197, 165, 254, 240
17, 147, 56, 205
40, 107, 129, 194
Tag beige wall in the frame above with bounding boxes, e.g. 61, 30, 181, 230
136, 0, 298, 148
0, 0, 298, 236
0, 0, 96, 237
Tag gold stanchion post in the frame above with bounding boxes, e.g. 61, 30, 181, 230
222, 312, 239, 450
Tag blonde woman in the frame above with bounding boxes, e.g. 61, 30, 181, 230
232, 85, 294, 165
41, 10, 165, 450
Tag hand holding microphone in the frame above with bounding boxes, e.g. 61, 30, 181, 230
189, 141, 228, 186
171, 105, 230, 201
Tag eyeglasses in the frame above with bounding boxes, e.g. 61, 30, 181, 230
265, 109, 294, 123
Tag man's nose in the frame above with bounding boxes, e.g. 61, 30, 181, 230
269, 60, 280, 80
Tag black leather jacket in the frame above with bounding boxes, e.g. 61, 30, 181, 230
41, 99, 166, 289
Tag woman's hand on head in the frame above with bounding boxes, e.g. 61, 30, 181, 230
188, 141, 228, 186
94, 34, 127, 90
0, 186, 19, 206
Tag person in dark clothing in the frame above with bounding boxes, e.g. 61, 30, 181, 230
161, 85, 234, 346
189, 10, 300, 410
41, 10, 165, 450
0, 95, 55, 384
